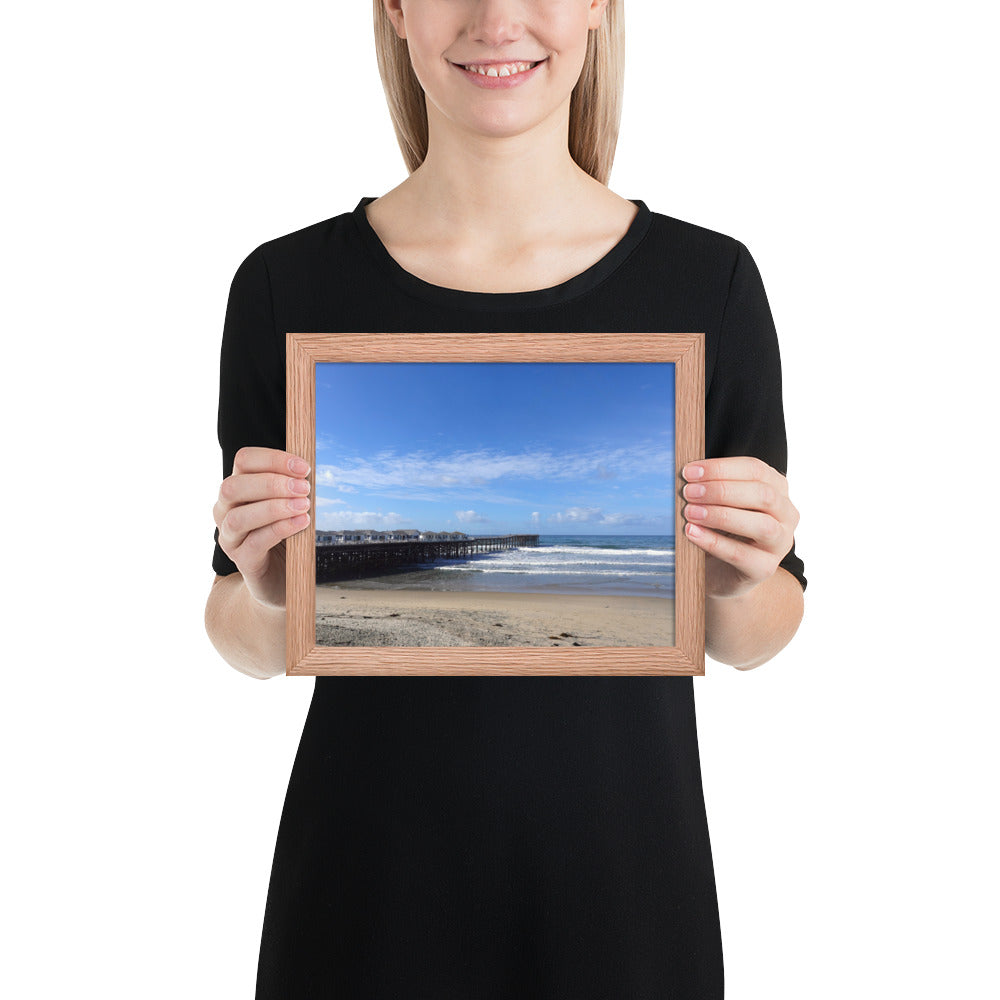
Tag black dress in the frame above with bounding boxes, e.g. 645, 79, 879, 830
213, 197, 807, 1000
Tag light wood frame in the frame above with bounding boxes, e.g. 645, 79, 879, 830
286, 332, 704, 676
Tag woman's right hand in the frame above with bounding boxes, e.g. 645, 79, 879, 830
213, 447, 312, 610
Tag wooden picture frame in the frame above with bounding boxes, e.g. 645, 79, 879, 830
286, 332, 704, 676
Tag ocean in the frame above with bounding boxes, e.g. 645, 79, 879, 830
338, 534, 675, 599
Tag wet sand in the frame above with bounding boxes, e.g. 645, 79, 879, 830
315, 586, 674, 648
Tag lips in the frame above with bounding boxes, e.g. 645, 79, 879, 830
451, 58, 547, 89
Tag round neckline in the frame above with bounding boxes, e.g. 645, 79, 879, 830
352, 195, 652, 312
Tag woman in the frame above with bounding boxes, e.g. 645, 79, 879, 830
206, 1, 806, 996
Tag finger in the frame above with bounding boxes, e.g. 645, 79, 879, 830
681, 478, 785, 513
232, 446, 310, 478
229, 514, 312, 578
218, 495, 312, 551
684, 522, 778, 581
217, 471, 311, 513
682, 457, 785, 491
683, 502, 789, 556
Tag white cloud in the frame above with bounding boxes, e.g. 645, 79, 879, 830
315, 470, 358, 493
315, 497, 346, 507
316, 510, 407, 530
367, 487, 528, 505
549, 506, 603, 524
455, 510, 490, 524
548, 507, 661, 527
315, 440, 672, 497
598, 511, 644, 526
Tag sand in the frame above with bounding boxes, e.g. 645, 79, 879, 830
315, 586, 674, 648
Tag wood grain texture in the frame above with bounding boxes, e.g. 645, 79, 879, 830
674, 333, 706, 676
286, 332, 705, 676
285, 334, 316, 675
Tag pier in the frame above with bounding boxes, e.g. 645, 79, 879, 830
316, 535, 539, 583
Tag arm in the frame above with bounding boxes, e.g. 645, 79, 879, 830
705, 566, 803, 670
695, 239, 807, 669
206, 244, 305, 678
205, 572, 287, 680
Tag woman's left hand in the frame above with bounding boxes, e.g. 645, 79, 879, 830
681, 457, 800, 599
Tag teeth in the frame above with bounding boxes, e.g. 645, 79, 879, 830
463, 61, 537, 77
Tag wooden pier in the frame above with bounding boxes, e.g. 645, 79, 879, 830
316, 535, 539, 583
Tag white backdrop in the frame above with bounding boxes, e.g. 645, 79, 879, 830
4, 1, 996, 996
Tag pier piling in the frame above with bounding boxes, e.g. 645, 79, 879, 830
315, 535, 539, 583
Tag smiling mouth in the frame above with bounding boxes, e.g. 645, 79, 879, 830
455, 59, 545, 77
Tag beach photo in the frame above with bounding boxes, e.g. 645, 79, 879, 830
313, 360, 676, 648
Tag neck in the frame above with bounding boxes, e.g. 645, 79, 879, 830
402, 105, 602, 246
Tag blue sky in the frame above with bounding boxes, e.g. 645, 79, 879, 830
314, 362, 674, 536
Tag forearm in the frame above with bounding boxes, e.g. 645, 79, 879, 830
204, 573, 286, 679
705, 566, 804, 670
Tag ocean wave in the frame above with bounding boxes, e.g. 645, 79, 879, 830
436, 566, 669, 577
532, 545, 672, 557
403, 538, 676, 595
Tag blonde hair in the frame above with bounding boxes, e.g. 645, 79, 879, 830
372, 0, 625, 185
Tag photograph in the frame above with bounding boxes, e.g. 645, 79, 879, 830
284, 331, 705, 677
312, 360, 677, 649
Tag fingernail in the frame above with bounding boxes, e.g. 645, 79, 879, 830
290, 497, 310, 512
687, 505, 707, 520
687, 523, 703, 537
684, 484, 706, 499
289, 458, 310, 475
290, 478, 310, 494
684, 465, 704, 480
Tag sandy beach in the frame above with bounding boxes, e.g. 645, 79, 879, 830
315, 585, 674, 647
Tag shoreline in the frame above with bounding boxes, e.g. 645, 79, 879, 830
315, 586, 675, 648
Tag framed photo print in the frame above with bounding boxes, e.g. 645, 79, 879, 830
286, 332, 704, 676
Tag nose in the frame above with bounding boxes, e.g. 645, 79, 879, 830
466, 0, 527, 50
